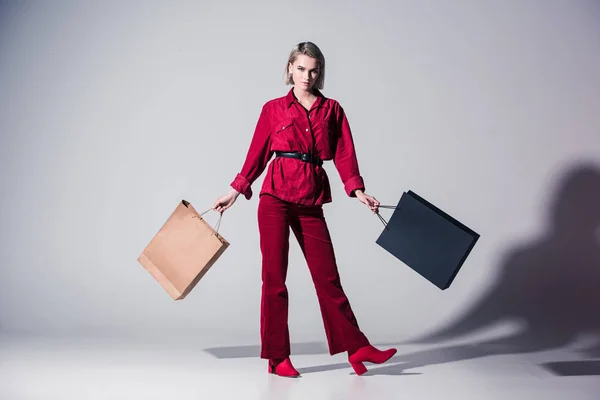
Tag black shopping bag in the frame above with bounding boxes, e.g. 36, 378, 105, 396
375, 190, 480, 290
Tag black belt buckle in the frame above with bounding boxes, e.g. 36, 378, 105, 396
275, 151, 322, 167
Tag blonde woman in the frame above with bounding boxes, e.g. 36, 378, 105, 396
213, 42, 396, 377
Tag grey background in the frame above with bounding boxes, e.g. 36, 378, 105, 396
1, 0, 599, 351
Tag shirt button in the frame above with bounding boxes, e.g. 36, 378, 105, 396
305, 128, 309, 132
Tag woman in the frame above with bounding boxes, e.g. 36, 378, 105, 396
213, 42, 396, 377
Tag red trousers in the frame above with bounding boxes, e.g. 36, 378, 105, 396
257, 193, 370, 359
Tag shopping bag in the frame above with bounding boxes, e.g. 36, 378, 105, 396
137, 200, 229, 300
375, 190, 480, 290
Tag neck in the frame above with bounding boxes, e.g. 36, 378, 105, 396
293, 86, 315, 102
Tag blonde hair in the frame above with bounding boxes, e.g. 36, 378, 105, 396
285, 42, 325, 90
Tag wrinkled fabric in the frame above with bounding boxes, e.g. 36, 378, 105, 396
231, 88, 365, 206
258, 194, 370, 358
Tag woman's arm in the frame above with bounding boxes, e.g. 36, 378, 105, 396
332, 103, 365, 197
332, 104, 379, 212
213, 104, 273, 213
230, 104, 274, 200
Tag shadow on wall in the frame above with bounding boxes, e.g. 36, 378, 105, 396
409, 161, 600, 356
0, 1, 30, 31
350, 161, 600, 377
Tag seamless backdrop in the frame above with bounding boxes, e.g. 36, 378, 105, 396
1, 0, 599, 349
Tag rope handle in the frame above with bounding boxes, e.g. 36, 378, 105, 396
194, 208, 223, 236
374, 204, 399, 230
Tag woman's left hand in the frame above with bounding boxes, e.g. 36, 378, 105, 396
355, 190, 380, 213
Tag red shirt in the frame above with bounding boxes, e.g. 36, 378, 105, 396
230, 88, 365, 207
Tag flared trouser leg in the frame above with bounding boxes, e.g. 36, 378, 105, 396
288, 201, 370, 355
258, 194, 291, 359
258, 194, 369, 359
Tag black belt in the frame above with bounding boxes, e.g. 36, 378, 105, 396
275, 151, 323, 167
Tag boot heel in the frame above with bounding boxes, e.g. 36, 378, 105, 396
351, 362, 368, 375
268, 358, 300, 377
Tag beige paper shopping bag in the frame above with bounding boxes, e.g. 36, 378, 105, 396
138, 200, 229, 300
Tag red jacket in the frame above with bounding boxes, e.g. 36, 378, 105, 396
230, 88, 365, 207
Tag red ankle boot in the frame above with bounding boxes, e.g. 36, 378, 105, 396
348, 345, 397, 375
268, 357, 300, 377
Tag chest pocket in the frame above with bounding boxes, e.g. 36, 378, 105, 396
309, 117, 334, 159
275, 119, 294, 134
271, 118, 300, 151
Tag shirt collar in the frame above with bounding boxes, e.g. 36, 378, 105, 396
286, 87, 328, 109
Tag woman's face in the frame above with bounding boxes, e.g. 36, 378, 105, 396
288, 54, 320, 91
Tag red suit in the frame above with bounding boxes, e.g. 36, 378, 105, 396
231, 88, 370, 359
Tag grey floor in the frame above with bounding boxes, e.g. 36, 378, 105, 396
1, 334, 599, 399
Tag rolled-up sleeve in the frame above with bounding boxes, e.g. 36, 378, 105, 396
230, 104, 273, 199
332, 103, 365, 197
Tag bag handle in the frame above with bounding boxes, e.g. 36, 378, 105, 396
374, 204, 398, 230
195, 208, 223, 235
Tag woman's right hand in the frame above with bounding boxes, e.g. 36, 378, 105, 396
213, 188, 240, 214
